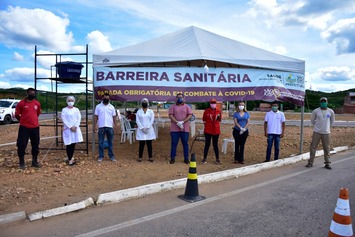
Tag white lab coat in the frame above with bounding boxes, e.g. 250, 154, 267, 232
61, 107, 83, 145
135, 108, 156, 141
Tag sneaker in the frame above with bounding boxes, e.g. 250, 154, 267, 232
98, 157, 103, 162
137, 158, 142, 162
202, 159, 207, 164
111, 158, 117, 162
169, 159, 175, 164
31, 162, 41, 168
305, 163, 313, 168
68, 159, 76, 166
184, 160, 190, 164
19, 164, 26, 170
325, 164, 332, 170
148, 158, 155, 163
263, 160, 270, 163
214, 160, 221, 165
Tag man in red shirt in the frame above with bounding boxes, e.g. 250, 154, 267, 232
15, 88, 42, 169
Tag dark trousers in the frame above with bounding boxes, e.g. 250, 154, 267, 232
66, 143, 76, 160
203, 133, 219, 160
139, 140, 153, 158
17, 126, 40, 165
233, 128, 249, 162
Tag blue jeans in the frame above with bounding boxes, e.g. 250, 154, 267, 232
266, 134, 281, 161
98, 127, 115, 160
170, 132, 189, 161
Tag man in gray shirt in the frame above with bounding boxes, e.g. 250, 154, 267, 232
306, 97, 335, 169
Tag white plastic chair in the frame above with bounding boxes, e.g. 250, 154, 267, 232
120, 117, 136, 144
156, 113, 165, 128
222, 138, 235, 154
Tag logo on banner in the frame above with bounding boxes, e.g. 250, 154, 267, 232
263, 88, 281, 99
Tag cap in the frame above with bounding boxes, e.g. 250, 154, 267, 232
320, 97, 327, 102
210, 98, 217, 104
141, 97, 149, 103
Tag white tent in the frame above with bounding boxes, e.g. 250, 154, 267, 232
93, 26, 304, 74
92, 26, 307, 154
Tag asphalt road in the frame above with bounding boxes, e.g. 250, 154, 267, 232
2, 148, 354, 237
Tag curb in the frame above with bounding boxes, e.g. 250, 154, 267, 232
0, 211, 26, 225
28, 197, 94, 222
1, 146, 350, 224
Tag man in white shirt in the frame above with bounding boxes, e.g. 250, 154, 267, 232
263, 101, 285, 162
306, 97, 335, 169
94, 93, 117, 162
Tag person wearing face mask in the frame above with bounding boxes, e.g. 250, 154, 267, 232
168, 93, 192, 164
61, 96, 83, 166
232, 101, 250, 164
94, 92, 117, 162
15, 88, 42, 169
306, 97, 335, 170
263, 101, 285, 162
202, 99, 222, 164
135, 98, 156, 162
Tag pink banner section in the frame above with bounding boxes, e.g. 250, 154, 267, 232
94, 85, 305, 105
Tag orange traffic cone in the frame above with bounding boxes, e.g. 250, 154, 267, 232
178, 153, 205, 203
329, 188, 353, 237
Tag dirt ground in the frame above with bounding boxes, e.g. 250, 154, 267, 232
0, 111, 354, 215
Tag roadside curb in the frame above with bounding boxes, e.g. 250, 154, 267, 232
1, 146, 350, 224
0, 211, 26, 225
28, 197, 94, 222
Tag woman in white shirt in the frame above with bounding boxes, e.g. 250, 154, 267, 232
61, 96, 83, 166
135, 98, 156, 162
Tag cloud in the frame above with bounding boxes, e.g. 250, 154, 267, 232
307, 65, 355, 91
86, 30, 112, 53
12, 52, 24, 61
4, 67, 50, 83
0, 6, 73, 51
321, 17, 355, 54
0, 81, 11, 89
246, 0, 355, 30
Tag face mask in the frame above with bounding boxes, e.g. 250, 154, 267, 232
320, 102, 327, 108
27, 94, 35, 100
67, 101, 74, 107
142, 102, 148, 108
272, 106, 278, 112
210, 104, 216, 109
103, 98, 109, 104
238, 105, 244, 111
177, 98, 183, 104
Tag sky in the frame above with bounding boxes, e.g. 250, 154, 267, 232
0, 0, 355, 94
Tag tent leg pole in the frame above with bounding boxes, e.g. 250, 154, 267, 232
299, 106, 304, 154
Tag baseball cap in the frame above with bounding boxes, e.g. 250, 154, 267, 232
210, 99, 217, 104
320, 97, 328, 102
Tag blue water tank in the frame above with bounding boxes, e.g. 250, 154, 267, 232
55, 61, 84, 79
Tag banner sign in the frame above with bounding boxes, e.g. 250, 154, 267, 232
93, 67, 305, 105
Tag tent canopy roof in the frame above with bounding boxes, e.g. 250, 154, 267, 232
93, 26, 304, 74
